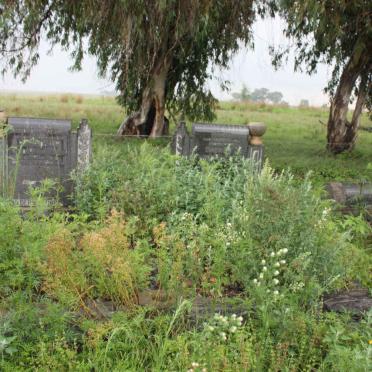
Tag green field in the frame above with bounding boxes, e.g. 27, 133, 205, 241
1, 92, 371, 183
0, 92, 371, 370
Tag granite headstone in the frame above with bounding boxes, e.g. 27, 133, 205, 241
171, 121, 265, 169
0, 116, 92, 207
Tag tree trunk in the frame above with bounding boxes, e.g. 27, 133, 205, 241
117, 60, 170, 138
343, 75, 369, 149
327, 49, 369, 154
150, 64, 168, 137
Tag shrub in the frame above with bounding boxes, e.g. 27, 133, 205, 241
40, 211, 151, 310
75, 95, 84, 104
74, 145, 357, 305
72, 146, 123, 221
153, 168, 348, 304
60, 94, 69, 103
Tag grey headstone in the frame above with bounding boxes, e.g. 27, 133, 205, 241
171, 122, 265, 169
326, 182, 372, 221
323, 285, 372, 320
192, 123, 250, 158
2, 116, 92, 207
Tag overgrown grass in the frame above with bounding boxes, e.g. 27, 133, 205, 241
0, 142, 371, 370
0, 93, 371, 370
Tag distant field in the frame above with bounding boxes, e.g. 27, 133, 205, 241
1, 92, 371, 183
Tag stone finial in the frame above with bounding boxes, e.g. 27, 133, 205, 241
172, 121, 190, 156
247, 122, 266, 145
77, 118, 92, 171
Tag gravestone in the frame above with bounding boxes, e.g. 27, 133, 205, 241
171, 121, 266, 169
323, 284, 372, 320
0, 116, 92, 207
326, 182, 372, 221
192, 123, 250, 158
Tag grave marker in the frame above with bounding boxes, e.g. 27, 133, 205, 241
171, 121, 266, 169
327, 182, 372, 221
0, 116, 92, 207
192, 123, 250, 157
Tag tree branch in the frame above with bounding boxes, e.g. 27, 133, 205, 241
1, 2, 55, 53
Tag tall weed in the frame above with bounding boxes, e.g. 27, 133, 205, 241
40, 211, 151, 310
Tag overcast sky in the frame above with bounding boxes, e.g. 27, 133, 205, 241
1, 18, 331, 106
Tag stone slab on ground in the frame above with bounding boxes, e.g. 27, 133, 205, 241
323, 286, 372, 319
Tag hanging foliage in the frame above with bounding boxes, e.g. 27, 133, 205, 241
0, 0, 255, 136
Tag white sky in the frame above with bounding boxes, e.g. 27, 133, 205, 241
0, 18, 331, 106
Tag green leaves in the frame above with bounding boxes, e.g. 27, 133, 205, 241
0, 1, 256, 122
268, 0, 372, 101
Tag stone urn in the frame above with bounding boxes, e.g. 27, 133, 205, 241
247, 122, 266, 145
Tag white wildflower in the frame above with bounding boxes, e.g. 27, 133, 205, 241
274, 262, 280, 267
273, 290, 279, 295
263, 266, 267, 272
237, 316, 243, 323
322, 208, 331, 219
273, 278, 279, 285
253, 278, 258, 284
270, 252, 275, 257
208, 326, 214, 332
282, 248, 288, 254
230, 326, 237, 333
274, 270, 280, 276
261, 259, 266, 265
220, 332, 227, 341
280, 260, 286, 265
191, 362, 200, 368
259, 273, 264, 279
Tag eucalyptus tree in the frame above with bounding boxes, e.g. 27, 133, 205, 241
0, 0, 255, 137
267, 0, 372, 153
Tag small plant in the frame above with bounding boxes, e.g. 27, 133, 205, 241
203, 313, 243, 343
40, 210, 151, 310
26, 178, 63, 218
338, 214, 371, 242
75, 95, 84, 104
60, 94, 69, 103
0, 322, 17, 360
252, 249, 289, 296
